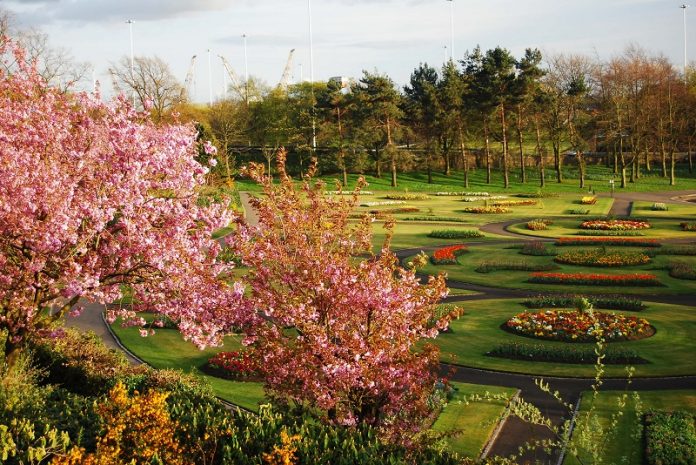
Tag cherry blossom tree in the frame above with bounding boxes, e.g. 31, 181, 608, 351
0, 37, 246, 364
228, 151, 455, 436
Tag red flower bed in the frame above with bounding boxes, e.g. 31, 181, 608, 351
206, 350, 260, 380
506, 310, 653, 342
580, 219, 651, 230
556, 237, 660, 247
528, 272, 661, 286
431, 245, 468, 265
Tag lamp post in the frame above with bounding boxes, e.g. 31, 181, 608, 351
443, 45, 448, 63
446, 0, 454, 60
126, 19, 135, 106
242, 34, 249, 104
681, 4, 690, 78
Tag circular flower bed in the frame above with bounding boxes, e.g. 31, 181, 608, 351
505, 310, 654, 342
554, 249, 651, 267
204, 350, 260, 380
580, 219, 651, 230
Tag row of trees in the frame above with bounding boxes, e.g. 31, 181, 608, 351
184, 45, 696, 189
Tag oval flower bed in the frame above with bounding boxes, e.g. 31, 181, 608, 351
528, 272, 662, 286
462, 206, 510, 214
204, 350, 260, 380
556, 237, 660, 247
490, 200, 538, 207
580, 219, 651, 230
554, 249, 651, 267
505, 310, 654, 342
431, 245, 468, 265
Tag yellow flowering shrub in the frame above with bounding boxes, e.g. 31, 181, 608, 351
262, 430, 301, 465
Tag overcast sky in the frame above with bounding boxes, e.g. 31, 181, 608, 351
1, 0, 691, 103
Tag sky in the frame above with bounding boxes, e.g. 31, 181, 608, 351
1, 0, 691, 103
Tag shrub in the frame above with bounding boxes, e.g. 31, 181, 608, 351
667, 262, 696, 280
644, 411, 696, 465
430, 245, 468, 265
506, 310, 653, 342
327, 190, 374, 195
569, 209, 591, 215
462, 206, 510, 214
580, 219, 651, 230
520, 241, 557, 256
556, 237, 660, 247
428, 229, 484, 239
575, 230, 645, 236
487, 342, 647, 365
680, 222, 696, 231
554, 249, 651, 267
528, 272, 662, 286
580, 196, 597, 205
648, 245, 696, 256
651, 202, 668, 211
402, 216, 467, 223
384, 194, 430, 200
475, 261, 559, 273
522, 295, 645, 312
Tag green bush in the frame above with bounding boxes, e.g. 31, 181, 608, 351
521, 295, 645, 312
520, 241, 557, 256
428, 229, 484, 239
475, 261, 559, 273
487, 343, 647, 365
569, 209, 590, 215
648, 245, 696, 256
402, 216, 467, 223
644, 411, 696, 465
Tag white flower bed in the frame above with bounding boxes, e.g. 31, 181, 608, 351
360, 200, 406, 207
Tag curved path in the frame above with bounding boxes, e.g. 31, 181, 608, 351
68, 190, 696, 464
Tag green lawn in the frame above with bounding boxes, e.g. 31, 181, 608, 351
431, 299, 696, 377
631, 200, 696, 219
565, 390, 696, 465
433, 383, 517, 458
410, 244, 696, 295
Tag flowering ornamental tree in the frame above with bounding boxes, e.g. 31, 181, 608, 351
228, 152, 455, 436
0, 37, 246, 363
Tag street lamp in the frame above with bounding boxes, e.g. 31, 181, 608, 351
126, 19, 135, 106
681, 4, 690, 78
446, 0, 454, 60
242, 34, 249, 104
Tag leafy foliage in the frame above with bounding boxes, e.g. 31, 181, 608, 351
427, 230, 484, 239
521, 295, 645, 312
487, 342, 647, 365
644, 411, 696, 465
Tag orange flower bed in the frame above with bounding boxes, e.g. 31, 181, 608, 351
528, 272, 661, 286
431, 245, 468, 265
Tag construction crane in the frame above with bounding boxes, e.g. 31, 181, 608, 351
180, 54, 197, 102
218, 55, 246, 102
278, 48, 295, 90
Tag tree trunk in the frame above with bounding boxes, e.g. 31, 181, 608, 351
387, 117, 397, 187
374, 146, 381, 178
553, 139, 562, 183
660, 139, 667, 178
500, 104, 510, 188
689, 138, 693, 174
578, 153, 586, 189
535, 114, 544, 188
645, 141, 652, 172
459, 127, 469, 189
484, 118, 492, 184
670, 148, 676, 186
516, 107, 525, 183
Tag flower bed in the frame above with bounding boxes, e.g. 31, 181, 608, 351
487, 342, 648, 364
528, 272, 662, 286
554, 249, 651, 267
428, 229, 484, 239
505, 310, 653, 342
522, 295, 645, 312
475, 261, 559, 273
644, 411, 696, 465
569, 208, 590, 215
369, 207, 420, 215
580, 196, 597, 205
652, 202, 668, 211
361, 200, 406, 207
520, 241, 557, 256
435, 191, 490, 196
490, 200, 538, 207
556, 237, 660, 247
461, 195, 507, 202
575, 230, 645, 237
205, 350, 260, 380
580, 219, 651, 230
526, 219, 552, 231
667, 262, 696, 280
462, 206, 510, 214
403, 216, 467, 222
680, 222, 696, 231
431, 245, 468, 265
384, 193, 430, 200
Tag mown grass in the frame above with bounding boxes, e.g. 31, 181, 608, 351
433, 383, 517, 458
565, 390, 696, 465
507, 217, 696, 240
432, 299, 696, 377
